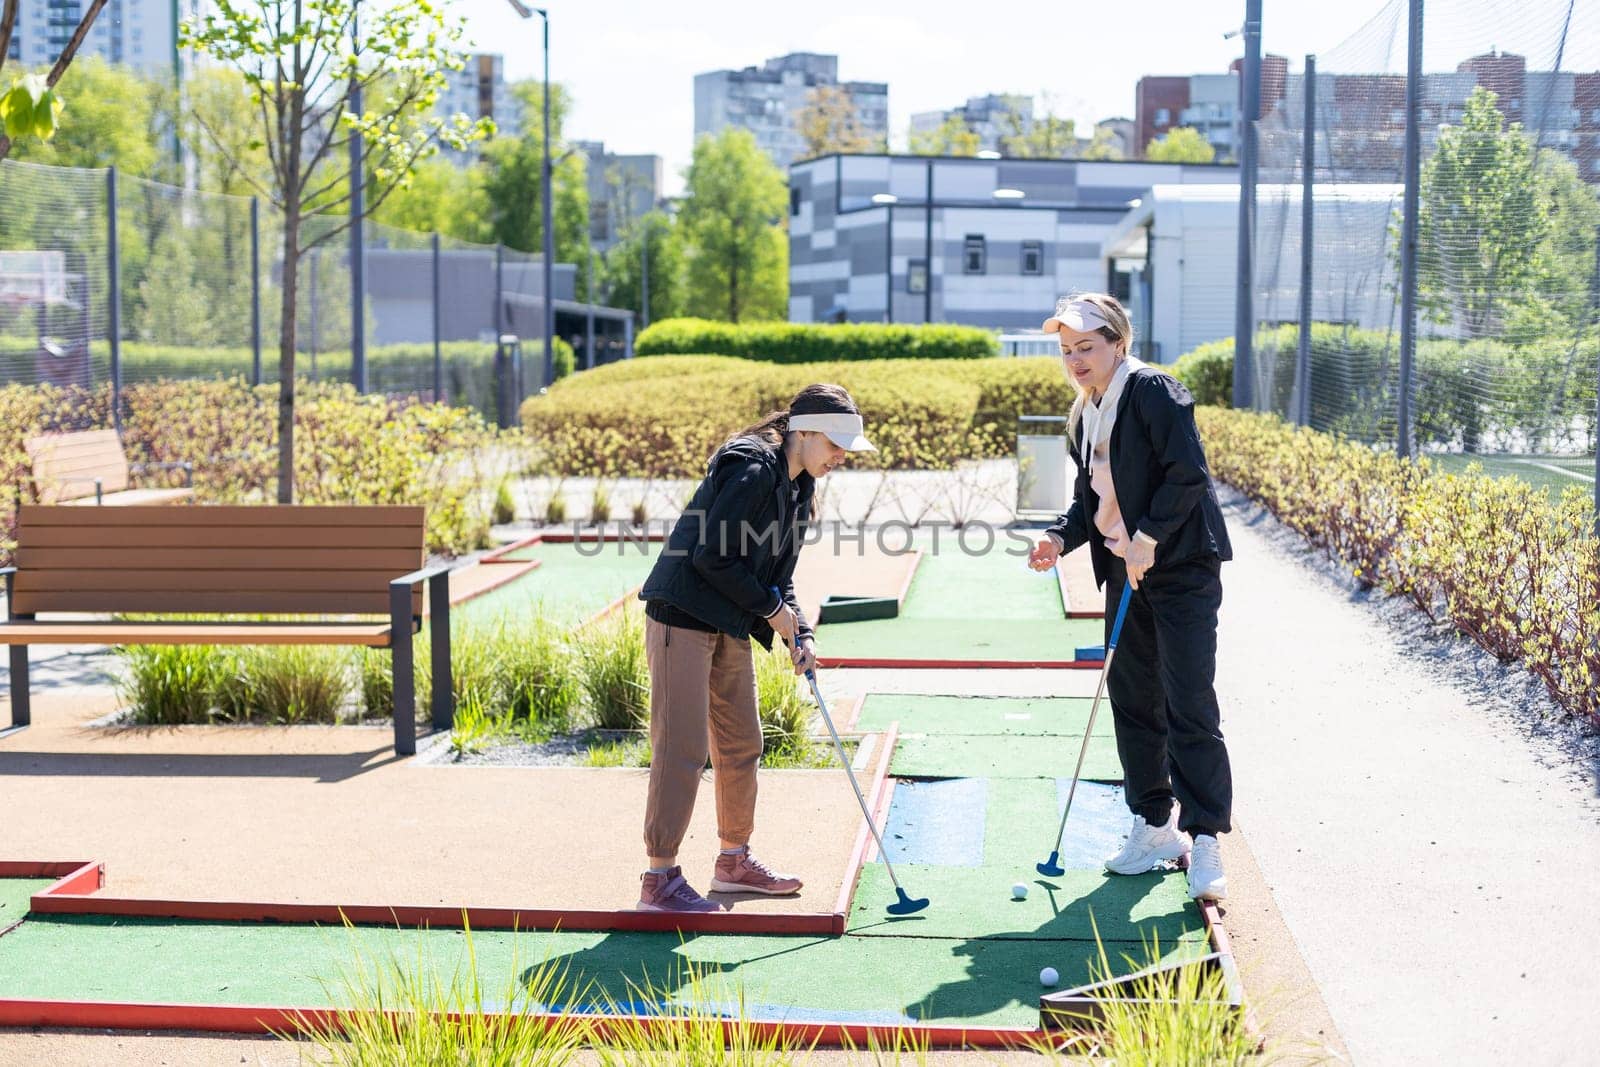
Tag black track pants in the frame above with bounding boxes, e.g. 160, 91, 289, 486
1103, 554, 1233, 837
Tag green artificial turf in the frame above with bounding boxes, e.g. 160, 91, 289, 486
846, 865, 1204, 946
0, 915, 1203, 1028
461, 542, 657, 627
890, 733, 1122, 781
0, 880, 50, 929
856, 695, 1113, 737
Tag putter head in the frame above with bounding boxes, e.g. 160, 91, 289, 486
1036, 852, 1066, 878
886, 887, 930, 915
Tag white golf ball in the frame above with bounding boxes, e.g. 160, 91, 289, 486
1010, 882, 1029, 901
1040, 966, 1059, 987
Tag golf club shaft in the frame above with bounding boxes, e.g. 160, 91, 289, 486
1049, 645, 1116, 854
799, 661, 906, 895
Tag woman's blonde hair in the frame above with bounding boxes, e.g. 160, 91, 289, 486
1057, 292, 1136, 442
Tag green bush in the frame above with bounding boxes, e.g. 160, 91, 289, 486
1199, 407, 1599, 723
635, 318, 998, 363
753, 642, 813, 759
118, 644, 230, 725
218, 645, 354, 724
2, 377, 509, 565
1176, 325, 1598, 452
521, 354, 1073, 478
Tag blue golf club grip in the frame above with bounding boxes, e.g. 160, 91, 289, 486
1108, 582, 1134, 650
770, 585, 812, 678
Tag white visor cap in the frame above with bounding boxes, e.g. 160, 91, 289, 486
1042, 298, 1112, 335
789, 412, 877, 452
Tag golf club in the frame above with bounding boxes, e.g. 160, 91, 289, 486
1037, 580, 1134, 878
776, 592, 929, 915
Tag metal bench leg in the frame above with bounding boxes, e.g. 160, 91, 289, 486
389, 586, 416, 757
7, 645, 28, 728
429, 571, 453, 732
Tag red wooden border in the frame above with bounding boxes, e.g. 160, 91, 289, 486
892, 548, 922, 608
0, 997, 1039, 1049
830, 723, 899, 925
1053, 561, 1104, 619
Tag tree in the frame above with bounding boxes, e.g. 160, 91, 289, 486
1080, 127, 1126, 161
1145, 127, 1216, 163
480, 81, 592, 294
679, 129, 787, 322
1411, 87, 1550, 338
999, 95, 1075, 159
797, 84, 880, 158
7, 57, 164, 174
372, 156, 491, 243
184, 65, 274, 197
183, 0, 490, 502
908, 114, 979, 157
604, 211, 685, 326
0, 0, 110, 159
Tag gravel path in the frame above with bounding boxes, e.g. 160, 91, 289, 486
1212, 486, 1600, 1066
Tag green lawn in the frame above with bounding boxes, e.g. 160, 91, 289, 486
1427, 453, 1595, 499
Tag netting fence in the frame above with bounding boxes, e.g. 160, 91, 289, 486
0, 157, 591, 427
1250, 0, 1600, 477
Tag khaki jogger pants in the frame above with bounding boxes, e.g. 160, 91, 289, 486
642, 616, 764, 859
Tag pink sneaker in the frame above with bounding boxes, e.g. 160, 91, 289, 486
637, 866, 721, 913
709, 848, 803, 896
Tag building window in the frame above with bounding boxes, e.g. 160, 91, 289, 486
789, 187, 800, 216
1155, 108, 1170, 125
1021, 241, 1043, 276
908, 259, 928, 294
963, 235, 986, 275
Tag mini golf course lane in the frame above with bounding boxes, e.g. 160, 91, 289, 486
846, 865, 1205, 946
856, 695, 1113, 737
461, 542, 655, 627
890, 733, 1122, 780
0, 879, 50, 931
813, 544, 1101, 665
0, 911, 1204, 1029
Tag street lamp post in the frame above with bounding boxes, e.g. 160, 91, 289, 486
872, 193, 898, 324
506, 1, 554, 389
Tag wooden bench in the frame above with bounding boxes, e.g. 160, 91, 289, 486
25, 429, 194, 506
0, 505, 453, 755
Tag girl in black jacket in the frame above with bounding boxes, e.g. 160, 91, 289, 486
634, 384, 875, 912
1027, 293, 1234, 902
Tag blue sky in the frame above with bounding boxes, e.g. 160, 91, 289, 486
450, 0, 1594, 194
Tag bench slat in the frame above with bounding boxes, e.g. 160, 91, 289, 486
59, 488, 193, 507
0, 621, 394, 646
17, 547, 423, 571
19, 504, 424, 528
25, 524, 419, 549
11, 591, 406, 615
17, 569, 424, 593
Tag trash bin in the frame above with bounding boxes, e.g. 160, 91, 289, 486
1016, 414, 1069, 520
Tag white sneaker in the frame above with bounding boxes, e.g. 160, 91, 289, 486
1187, 834, 1227, 901
1104, 810, 1191, 875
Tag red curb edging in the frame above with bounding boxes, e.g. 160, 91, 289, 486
831, 723, 900, 926
0, 996, 1040, 1049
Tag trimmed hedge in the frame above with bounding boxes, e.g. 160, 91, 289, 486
634, 318, 999, 363
1199, 407, 1598, 722
1173, 325, 1598, 452
1, 379, 508, 565
520, 354, 1071, 478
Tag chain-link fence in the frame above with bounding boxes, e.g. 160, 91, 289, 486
1250, 0, 1599, 481
0, 157, 605, 427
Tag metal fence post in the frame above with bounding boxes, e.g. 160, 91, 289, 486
432, 232, 443, 403
1591, 224, 1599, 535
1396, 0, 1423, 459
250, 196, 262, 386
1296, 55, 1317, 429
923, 159, 934, 324
107, 166, 122, 432
1233, 0, 1261, 411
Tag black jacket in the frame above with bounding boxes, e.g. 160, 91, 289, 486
639, 436, 815, 649
1047, 366, 1232, 587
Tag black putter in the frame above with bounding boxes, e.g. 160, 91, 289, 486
1038, 581, 1134, 878
777, 590, 929, 915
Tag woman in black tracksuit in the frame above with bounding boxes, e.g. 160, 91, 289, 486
632, 384, 875, 913
1027, 293, 1234, 902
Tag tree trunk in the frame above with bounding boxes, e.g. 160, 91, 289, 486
728, 235, 741, 323
277, 203, 299, 504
